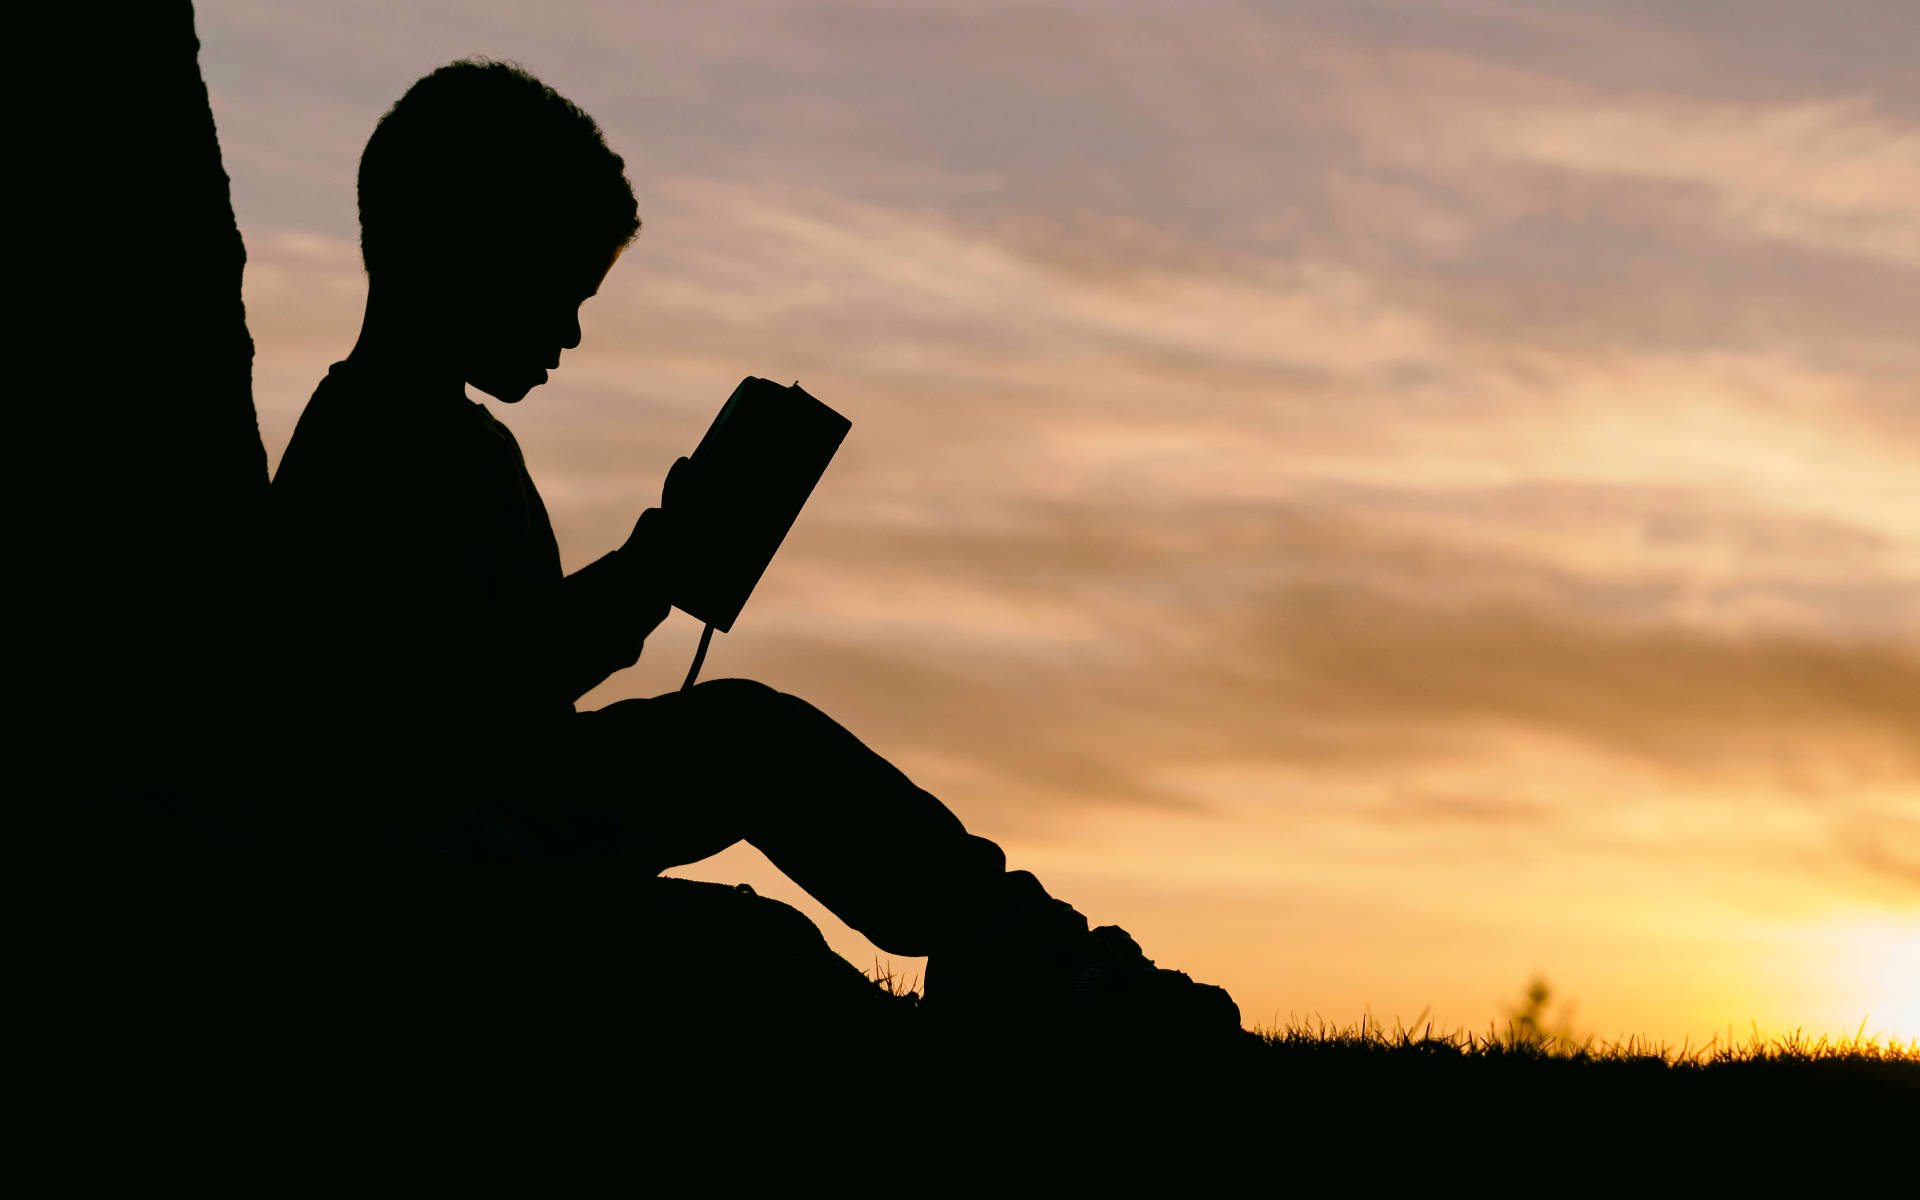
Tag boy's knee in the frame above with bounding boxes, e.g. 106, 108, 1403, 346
690, 677, 831, 743
690, 677, 781, 707
691, 677, 807, 721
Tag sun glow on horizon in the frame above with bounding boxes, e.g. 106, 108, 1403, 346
1811, 916, 1920, 1045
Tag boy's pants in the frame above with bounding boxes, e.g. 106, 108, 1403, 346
503, 677, 1021, 958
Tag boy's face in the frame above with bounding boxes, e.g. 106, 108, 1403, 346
451, 241, 623, 404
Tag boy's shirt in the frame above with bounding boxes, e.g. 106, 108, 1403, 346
271, 359, 644, 763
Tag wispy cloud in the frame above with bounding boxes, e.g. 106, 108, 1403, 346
1489, 96, 1920, 267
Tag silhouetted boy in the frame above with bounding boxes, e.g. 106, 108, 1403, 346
271, 59, 1235, 1030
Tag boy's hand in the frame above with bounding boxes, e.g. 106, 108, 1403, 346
662, 453, 699, 515
622, 456, 706, 601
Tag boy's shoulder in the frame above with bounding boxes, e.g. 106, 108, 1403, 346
276, 361, 494, 494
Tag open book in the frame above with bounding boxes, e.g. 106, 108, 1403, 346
669, 376, 851, 633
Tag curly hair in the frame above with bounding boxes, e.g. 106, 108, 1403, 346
358, 58, 641, 279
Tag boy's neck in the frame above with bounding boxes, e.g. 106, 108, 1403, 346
346, 280, 469, 401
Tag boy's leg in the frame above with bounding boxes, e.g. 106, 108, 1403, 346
508, 677, 1240, 1036
558, 677, 1025, 957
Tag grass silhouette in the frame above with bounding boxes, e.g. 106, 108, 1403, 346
859, 959, 1915, 1129
1254, 976, 1920, 1067
1257, 1009, 1918, 1069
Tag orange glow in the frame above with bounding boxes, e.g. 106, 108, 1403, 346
1804, 917, 1920, 1044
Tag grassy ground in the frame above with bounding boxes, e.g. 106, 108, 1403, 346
863, 963, 1918, 1131
1248, 1014, 1918, 1108
1259, 1009, 1920, 1070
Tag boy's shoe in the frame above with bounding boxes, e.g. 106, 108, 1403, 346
1071, 924, 1243, 1039
925, 875, 1241, 1040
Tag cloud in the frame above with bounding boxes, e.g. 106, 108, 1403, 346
206, 0, 1920, 1041
1488, 96, 1920, 268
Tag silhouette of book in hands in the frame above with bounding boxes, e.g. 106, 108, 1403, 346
670, 376, 850, 633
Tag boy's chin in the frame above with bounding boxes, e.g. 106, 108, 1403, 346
467, 368, 547, 404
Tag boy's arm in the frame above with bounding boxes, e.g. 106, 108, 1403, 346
544, 457, 698, 704
548, 517, 672, 704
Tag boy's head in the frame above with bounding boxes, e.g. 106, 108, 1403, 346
358, 59, 640, 402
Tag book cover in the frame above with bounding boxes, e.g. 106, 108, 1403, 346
669, 376, 851, 632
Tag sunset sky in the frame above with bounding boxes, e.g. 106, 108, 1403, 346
197, 0, 1918, 1045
